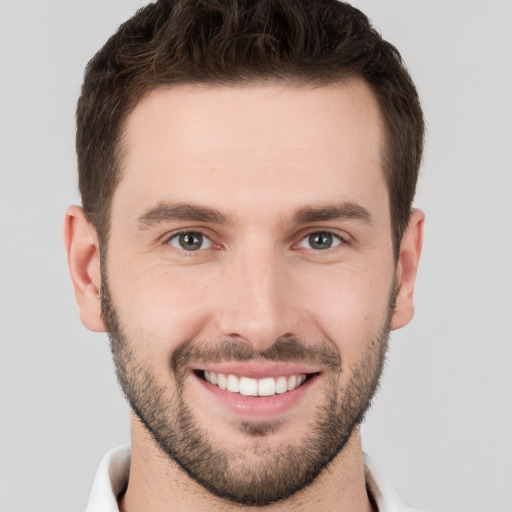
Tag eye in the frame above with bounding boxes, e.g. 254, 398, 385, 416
167, 231, 212, 252
299, 231, 343, 250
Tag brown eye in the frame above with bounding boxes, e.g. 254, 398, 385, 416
168, 232, 212, 251
299, 231, 342, 250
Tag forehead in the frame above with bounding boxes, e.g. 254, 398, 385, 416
114, 79, 387, 222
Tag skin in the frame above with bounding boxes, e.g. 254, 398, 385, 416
64, 78, 424, 511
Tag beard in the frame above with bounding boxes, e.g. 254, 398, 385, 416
101, 275, 393, 506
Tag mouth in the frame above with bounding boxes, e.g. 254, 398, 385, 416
190, 363, 322, 418
199, 370, 310, 397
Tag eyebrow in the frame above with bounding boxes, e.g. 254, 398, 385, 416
137, 200, 372, 230
137, 202, 230, 229
291, 202, 372, 224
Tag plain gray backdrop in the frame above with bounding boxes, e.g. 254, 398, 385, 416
1, 1, 511, 511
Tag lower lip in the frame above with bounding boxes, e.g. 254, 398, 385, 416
192, 371, 318, 419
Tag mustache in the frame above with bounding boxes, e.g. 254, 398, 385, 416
171, 335, 341, 374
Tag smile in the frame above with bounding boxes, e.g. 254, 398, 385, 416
203, 370, 307, 397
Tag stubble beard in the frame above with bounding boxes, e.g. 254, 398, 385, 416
101, 276, 393, 506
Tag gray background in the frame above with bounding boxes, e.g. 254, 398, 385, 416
1, 1, 511, 511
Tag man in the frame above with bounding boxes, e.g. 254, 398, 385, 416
64, 0, 424, 510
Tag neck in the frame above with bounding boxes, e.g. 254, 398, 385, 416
119, 414, 374, 512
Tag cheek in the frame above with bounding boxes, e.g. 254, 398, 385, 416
108, 262, 216, 357
298, 262, 394, 360
106, 247, 395, 368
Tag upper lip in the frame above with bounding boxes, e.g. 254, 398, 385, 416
192, 361, 322, 379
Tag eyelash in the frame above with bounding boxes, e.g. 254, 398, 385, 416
296, 229, 347, 251
163, 228, 349, 256
165, 230, 215, 254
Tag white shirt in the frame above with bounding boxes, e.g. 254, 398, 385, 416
85, 445, 417, 512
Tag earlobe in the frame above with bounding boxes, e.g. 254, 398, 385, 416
63, 205, 106, 332
390, 209, 425, 331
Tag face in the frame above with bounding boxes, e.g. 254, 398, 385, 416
100, 80, 401, 504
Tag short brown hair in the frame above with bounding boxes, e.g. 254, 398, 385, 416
76, 0, 424, 254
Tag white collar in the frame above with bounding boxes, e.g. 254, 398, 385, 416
363, 453, 414, 512
86, 445, 130, 512
86, 446, 413, 512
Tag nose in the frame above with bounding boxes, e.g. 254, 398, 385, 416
216, 244, 297, 351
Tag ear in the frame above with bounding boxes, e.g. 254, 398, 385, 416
390, 209, 425, 331
63, 205, 106, 332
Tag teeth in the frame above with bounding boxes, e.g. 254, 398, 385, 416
227, 374, 240, 393
275, 376, 288, 394
217, 373, 227, 390
203, 371, 308, 396
240, 377, 258, 396
258, 377, 275, 396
